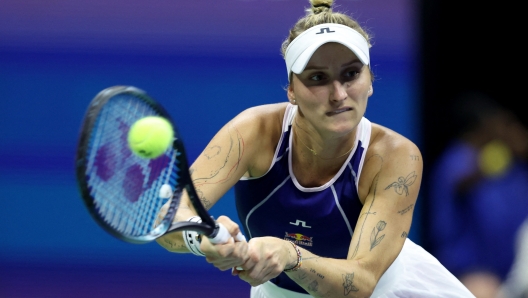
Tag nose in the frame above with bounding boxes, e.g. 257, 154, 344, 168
330, 80, 348, 102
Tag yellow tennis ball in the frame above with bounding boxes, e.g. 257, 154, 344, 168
128, 116, 174, 159
478, 139, 512, 177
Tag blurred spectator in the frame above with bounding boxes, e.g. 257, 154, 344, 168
425, 91, 528, 298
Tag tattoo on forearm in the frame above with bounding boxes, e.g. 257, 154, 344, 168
401, 231, 408, 238
384, 171, 417, 196
310, 268, 325, 279
308, 280, 319, 292
195, 188, 212, 209
297, 271, 308, 280
163, 239, 185, 250
370, 221, 386, 250
342, 273, 359, 295
398, 203, 414, 215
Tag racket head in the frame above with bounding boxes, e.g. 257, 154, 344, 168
75, 86, 216, 243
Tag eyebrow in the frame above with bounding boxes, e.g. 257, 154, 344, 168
303, 59, 361, 71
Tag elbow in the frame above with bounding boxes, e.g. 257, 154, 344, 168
348, 266, 380, 298
361, 277, 378, 298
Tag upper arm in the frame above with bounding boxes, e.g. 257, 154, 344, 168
348, 131, 423, 281
184, 103, 284, 210
187, 108, 266, 209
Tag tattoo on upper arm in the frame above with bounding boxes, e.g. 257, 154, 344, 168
351, 154, 387, 259
351, 172, 380, 259
342, 272, 359, 295
398, 203, 414, 215
384, 171, 417, 196
204, 145, 221, 159
401, 231, 408, 238
192, 127, 245, 186
370, 221, 386, 250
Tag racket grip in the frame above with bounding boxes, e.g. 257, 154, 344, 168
209, 223, 246, 244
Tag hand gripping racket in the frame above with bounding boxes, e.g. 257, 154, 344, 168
75, 85, 245, 247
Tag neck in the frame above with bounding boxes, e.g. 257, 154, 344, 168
293, 121, 355, 160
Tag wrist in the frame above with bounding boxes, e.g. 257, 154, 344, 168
284, 240, 302, 272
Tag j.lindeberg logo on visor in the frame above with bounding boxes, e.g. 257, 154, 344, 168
316, 27, 335, 34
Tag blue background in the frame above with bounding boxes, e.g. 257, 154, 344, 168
0, 1, 419, 297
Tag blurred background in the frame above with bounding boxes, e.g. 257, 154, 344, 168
0, 0, 525, 297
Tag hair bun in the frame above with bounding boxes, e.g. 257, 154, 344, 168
311, 0, 333, 10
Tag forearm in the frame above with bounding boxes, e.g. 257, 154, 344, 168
156, 231, 189, 253
155, 200, 197, 253
286, 246, 378, 298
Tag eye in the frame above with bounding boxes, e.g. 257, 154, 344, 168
344, 69, 360, 79
309, 73, 326, 81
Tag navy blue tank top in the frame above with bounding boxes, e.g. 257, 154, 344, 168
234, 104, 372, 293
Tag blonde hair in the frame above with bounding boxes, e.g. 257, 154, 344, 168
281, 0, 373, 73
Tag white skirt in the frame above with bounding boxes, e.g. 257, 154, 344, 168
251, 239, 475, 298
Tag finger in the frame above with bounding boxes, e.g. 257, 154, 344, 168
216, 216, 244, 239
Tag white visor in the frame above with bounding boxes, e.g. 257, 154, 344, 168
284, 23, 370, 80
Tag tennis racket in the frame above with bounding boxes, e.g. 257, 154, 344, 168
75, 85, 245, 247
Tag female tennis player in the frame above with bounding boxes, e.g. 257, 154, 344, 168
156, 0, 475, 296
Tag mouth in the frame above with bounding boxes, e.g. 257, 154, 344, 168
326, 107, 353, 116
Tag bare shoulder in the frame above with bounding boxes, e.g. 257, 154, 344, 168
229, 102, 287, 144
232, 102, 288, 126
368, 123, 422, 160
358, 122, 423, 202
229, 102, 288, 176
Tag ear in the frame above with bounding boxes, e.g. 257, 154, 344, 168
367, 86, 373, 96
287, 84, 296, 104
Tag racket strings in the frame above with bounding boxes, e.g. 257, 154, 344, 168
84, 94, 178, 238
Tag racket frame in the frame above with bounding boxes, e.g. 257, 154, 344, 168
75, 85, 219, 244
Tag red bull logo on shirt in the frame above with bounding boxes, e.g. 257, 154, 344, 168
284, 232, 313, 247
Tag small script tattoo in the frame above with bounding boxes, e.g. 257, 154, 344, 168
401, 231, 408, 238
370, 221, 386, 250
310, 268, 325, 279
385, 171, 417, 196
410, 155, 420, 161
342, 273, 359, 295
398, 203, 414, 215
163, 239, 185, 250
